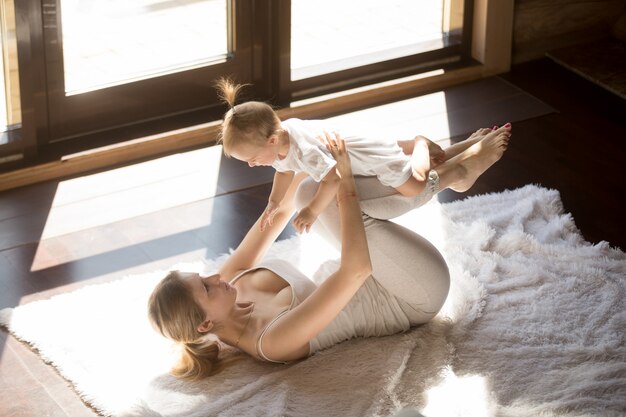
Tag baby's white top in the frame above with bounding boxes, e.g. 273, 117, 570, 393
272, 118, 412, 188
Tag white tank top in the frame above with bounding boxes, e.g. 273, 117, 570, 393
230, 259, 410, 363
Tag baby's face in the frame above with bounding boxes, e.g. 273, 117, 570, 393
230, 141, 278, 167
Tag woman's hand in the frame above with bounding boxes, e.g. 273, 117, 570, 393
322, 131, 352, 179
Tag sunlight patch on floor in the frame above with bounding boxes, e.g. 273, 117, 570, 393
324, 90, 452, 143
29, 147, 223, 271
39, 146, 223, 240
290, 69, 446, 108
422, 368, 494, 417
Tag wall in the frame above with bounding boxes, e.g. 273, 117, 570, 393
512, 0, 626, 63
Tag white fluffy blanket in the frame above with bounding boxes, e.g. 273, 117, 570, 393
1, 185, 624, 417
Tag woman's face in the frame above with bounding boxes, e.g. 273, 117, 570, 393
181, 272, 238, 327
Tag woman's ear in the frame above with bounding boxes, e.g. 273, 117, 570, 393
197, 319, 214, 334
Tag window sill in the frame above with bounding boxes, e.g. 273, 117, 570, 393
0, 63, 492, 192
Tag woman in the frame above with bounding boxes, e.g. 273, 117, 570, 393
148, 132, 451, 380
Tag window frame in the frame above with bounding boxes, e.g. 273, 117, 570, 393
272, 0, 475, 104
3, 0, 476, 170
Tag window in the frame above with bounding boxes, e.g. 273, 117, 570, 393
2, 0, 474, 169
0, 0, 21, 165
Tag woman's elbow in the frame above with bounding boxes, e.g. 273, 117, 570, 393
345, 262, 372, 282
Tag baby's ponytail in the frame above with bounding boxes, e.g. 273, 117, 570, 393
213, 77, 282, 156
215, 77, 247, 110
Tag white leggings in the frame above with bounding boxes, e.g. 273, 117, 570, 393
295, 176, 450, 324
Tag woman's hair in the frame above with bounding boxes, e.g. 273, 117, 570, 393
148, 271, 225, 381
214, 77, 282, 156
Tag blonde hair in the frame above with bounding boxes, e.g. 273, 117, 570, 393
214, 78, 282, 156
148, 271, 228, 381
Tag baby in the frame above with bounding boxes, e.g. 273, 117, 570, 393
215, 78, 511, 233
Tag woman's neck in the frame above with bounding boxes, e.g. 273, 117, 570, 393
215, 301, 255, 347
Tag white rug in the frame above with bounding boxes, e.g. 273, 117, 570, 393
1, 184, 625, 417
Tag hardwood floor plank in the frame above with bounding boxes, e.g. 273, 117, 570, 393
0, 182, 59, 223
0, 334, 96, 417
0, 247, 44, 308
137, 230, 219, 264
0, 213, 52, 250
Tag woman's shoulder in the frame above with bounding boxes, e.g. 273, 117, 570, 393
234, 260, 317, 297
232, 263, 290, 294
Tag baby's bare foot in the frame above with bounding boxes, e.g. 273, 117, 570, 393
450, 126, 511, 192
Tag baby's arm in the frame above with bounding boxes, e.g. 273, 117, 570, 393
292, 168, 340, 233
410, 136, 432, 182
261, 170, 295, 231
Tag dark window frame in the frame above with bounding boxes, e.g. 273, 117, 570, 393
2, 0, 474, 171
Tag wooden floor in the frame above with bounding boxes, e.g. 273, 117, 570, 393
0, 58, 625, 416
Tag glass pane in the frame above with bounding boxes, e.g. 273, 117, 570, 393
0, 28, 7, 134
291, 0, 460, 81
1, 0, 20, 136
61, 0, 229, 94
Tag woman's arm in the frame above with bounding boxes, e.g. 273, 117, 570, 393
218, 172, 308, 281
292, 168, 340, 233
261, 132, 373, 361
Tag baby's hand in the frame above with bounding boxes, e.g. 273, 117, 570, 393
292, 207, 318, 234
417, 136, 445, 166
428, 141, 445, 166
260, 201, 280, 232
